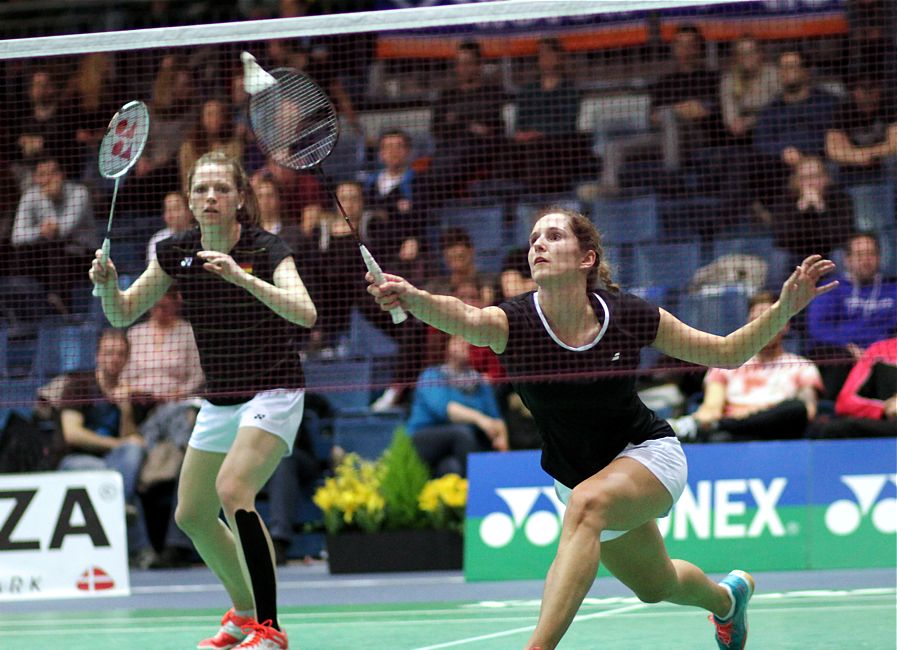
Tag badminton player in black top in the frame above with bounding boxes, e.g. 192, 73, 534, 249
368, 207, 838, 650
90, 151, 315, 650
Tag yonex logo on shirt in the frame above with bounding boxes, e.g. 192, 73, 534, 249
180, 257, 193, 267
253, 413, 267, 420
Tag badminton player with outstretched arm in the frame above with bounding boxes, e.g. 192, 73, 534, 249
368, 207, 838, 650
90, 151, 315, 650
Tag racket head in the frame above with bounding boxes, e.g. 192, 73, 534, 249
98, 100, 150, 179
248, 68, 340, 171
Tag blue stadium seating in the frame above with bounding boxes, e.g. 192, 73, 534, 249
324, 129, 366, 183
348, 307, 398, 357
0, 326, 6, 379
31, 321, 100, 381
332, 411, 404, 460
676, 286, 751, 337
848, 183, 896, 232
513, 196, 581, 246
590, 194, 658, 245
881, 226, 897, 278
303, 355, 373, 413
0, 378, 42, 408
632, 241, 702, 292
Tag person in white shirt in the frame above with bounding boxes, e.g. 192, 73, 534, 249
11, 156, 95, 310
146, 191, 195, 264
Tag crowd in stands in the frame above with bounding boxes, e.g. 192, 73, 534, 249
1, 4, 896, 566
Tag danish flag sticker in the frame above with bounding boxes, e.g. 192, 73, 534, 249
76, 566, 115, 592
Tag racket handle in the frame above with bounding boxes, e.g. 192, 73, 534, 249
92, 238, 111, 298
360, 245, 407, 324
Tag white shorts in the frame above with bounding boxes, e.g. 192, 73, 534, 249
554, 435, 687, 543
189, 389, 305, 456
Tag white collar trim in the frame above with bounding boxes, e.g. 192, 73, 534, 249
532, 291, 610, 351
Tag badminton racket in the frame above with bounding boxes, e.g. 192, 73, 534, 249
242, 52, 407, 325
93, 100, 150, 296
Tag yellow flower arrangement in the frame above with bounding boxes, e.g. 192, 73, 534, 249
313, 432, 469, 535
418, 473, 468, 533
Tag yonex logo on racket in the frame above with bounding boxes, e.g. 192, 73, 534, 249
111, 118, 138, 161
825, 474, 897, 536
479, 487, 565, 549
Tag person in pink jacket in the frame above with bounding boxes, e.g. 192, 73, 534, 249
813, 337, 897, 437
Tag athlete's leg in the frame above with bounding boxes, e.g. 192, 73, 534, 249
524, 458, 672, 650
602, 521, 733, 615
174, 446, 254, 610
217, 426, 287, 628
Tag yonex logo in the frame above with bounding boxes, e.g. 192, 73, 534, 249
253, 413, 267, 420
479, 487, 565, 548
825, 474, 897, 536
180, 257, 193, 267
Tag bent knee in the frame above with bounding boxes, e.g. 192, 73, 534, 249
633, 581, 675, 604
215, 476, 255, 516
174, 502, 213, 536
566, 486, 611, 533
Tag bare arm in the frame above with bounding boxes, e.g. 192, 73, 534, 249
199, 253, 317, 328
367, 272, 509, 353
60, 409, 123, 452
692, 380, 727, 426
654, 255, 838, 368
446, 402, 509, 451
90, 253, 173, 327
826, 129, 893, 166
797, 385, 818, 421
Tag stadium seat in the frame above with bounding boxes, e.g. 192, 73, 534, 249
513, 196, 581, 246
325, 127, 366, 182
676, 286, 751, 336
0, 378, 42, 408
880, 226, 897, 278
348, 307, 398, 357
303, 355, 373, 413
590, 194, 658, 245
332, 411, 404, 460
0, 326, 6, 379
631, 241, 702, 292
848, 183, 896, 232
711, 235, 775, 261
435, 204, 506, 274
31, 321, 100, 381
578, 93, 651, 136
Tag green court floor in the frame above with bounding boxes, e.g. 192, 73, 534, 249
4, 588, 894, 649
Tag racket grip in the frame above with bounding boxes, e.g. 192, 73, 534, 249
360, 245, 407, 324
92, 238, 111, 298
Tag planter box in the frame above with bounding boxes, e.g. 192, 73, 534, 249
326, 529, 463, 574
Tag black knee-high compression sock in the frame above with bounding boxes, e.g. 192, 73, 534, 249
234, 509, 279, 630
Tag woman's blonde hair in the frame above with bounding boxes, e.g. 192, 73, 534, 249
186, 151, 259, 225
533, 207, 619, 292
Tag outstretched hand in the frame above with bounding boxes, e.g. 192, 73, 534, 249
778, 255, 838, 317
366, 271, 415, 313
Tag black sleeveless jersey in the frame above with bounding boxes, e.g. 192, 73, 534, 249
498, 290, 674, 487
156, 225, 304, 405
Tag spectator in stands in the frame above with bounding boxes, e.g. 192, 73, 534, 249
668, 291, 823, 442
846, 0, 897, 89
720, 36, 780, 145
253, 157, 326, 227
147, 191, 195, 264
650, 24, 720, 169
11, 70, 68, 179
57, 329, 153, 564
407, 334, 508, 477
825, 72, 897, 183
11, 156, 95, 312
753, 48, 838, 201
508, 37, 593, 194
425, 226, 495, 307
59, 52, 126, 183
121, 55, 197, 214
178, 98, 243, 192
767, 155, 854, 266
593, 24, 718, 196
812, 336, 897, 438
428, 40, 507, 203
121, 288, 204, 404
253, 176, 302, 252
806, 232, 897, 398
498, 246, 536, 302
363, 129, 429, 285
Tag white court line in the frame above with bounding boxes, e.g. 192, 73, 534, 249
131, 574, 466, 594
410, 603, 649, 650
2, 589, 893, 628
4, 603, 895, 637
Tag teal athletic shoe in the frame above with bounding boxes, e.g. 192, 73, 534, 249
710, 570, 755, 649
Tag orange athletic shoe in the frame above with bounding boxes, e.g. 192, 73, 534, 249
234, 620, 289, 649
197, 608, 256, 650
